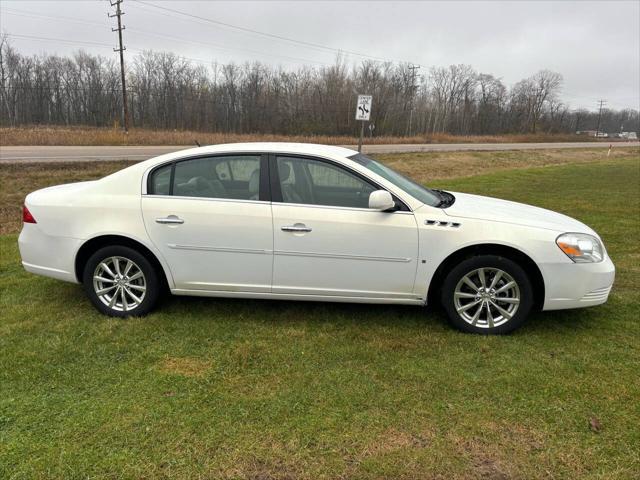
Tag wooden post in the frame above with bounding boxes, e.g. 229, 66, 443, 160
110, 0, 130, 133
358, 121, 365, 153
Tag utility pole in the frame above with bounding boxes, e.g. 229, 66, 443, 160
595, 99, 606, 138
406, 64, 420, 136
109, 0, 129, 133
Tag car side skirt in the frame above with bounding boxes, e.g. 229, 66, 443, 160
171, 288, 426, 305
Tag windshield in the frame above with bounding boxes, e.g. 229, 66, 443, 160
349, 153, 441, 207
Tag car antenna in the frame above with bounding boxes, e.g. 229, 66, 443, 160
195, 139, 201, 147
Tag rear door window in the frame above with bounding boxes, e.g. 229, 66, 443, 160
149, 155, 262, 200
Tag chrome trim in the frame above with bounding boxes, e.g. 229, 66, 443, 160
580, 286, 612, 302
281, 225, 312, 232
274, 250, 412, 263
156, 216, 184, 224
170, 288, 425, 305
167, 244, 271, 255
21, 261, 71, 276
424, 219, 462, 227
167, 243, 411, 263
142, 194, 270, 205
273, 202, 414, 214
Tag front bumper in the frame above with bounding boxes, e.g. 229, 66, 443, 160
540, 255, 615, 310
18, 224, 81, 283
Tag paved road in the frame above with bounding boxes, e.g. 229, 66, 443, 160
1, 142, 637, 164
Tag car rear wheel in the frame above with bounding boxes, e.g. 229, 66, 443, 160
441, 255, 533, 334
82, 245, 160, 317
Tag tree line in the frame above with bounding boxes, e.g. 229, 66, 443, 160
1, 41, 638, 136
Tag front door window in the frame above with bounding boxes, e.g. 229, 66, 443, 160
275, 156, 376, 208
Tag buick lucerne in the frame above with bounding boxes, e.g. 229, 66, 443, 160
19, 143, 615, 334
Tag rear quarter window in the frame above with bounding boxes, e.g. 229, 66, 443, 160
149, 164, 172, 195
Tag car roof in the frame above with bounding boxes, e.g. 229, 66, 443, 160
143, 142, 359, 167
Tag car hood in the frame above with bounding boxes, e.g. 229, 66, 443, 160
442, 192, 596, 234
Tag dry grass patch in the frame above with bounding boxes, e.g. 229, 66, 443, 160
377, 147, 640, 183
158, 356, 212, 378
1, 125, 599, 146
360, 428, 432, 457
448, 423, 546, 480
227, 458, 301, 480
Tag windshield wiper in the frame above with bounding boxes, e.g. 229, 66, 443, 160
433, 189, 455, 208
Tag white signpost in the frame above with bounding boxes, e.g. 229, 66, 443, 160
355, 94, 372, 152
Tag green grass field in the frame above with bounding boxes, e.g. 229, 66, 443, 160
1, 154, 639, 479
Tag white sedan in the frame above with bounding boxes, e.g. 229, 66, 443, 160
19, 143, 615, 334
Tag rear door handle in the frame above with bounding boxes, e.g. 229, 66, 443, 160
156, 215, 184, 225
281, 224, 312, 233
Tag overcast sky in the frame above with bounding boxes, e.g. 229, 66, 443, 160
1, 0, 639, 111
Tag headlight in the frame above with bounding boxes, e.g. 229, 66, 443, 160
556, 233, 604, 263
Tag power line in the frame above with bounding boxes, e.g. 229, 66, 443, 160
2, 8, 107, 28
5, 33, 116, 50
131, 0, 419, 66
2, 8, 332, 67
4, 32, 328, 73
123, 30, 332, 67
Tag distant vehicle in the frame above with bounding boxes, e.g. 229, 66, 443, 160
576, 130, 598, 137
595, 132, 609, 138
18, 143, 615, 334
616, 132, 638, 140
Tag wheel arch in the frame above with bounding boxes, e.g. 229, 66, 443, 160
74, 234, 172, 290
427, 243, 545, 310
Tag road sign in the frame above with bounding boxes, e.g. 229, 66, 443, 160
355, 95, 372, 121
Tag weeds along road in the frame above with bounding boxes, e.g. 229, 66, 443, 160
1, 142, 638, 164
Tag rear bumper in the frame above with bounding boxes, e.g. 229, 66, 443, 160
541, 255, 615, 310
18, 224, 81, 283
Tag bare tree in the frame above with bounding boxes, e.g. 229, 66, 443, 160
1, 42, 637, 137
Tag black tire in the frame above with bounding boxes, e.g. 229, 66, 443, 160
441, 255, 533, 334
82, 245, 161, 317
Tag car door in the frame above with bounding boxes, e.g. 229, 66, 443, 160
270, 154, 420, 300
141, 154, 273, 293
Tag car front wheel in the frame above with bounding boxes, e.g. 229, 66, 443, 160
83, 245, 160, 317
441, 255, 533, 334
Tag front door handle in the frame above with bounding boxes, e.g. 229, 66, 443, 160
156, 215, 184, 225
281, 224, 312, 233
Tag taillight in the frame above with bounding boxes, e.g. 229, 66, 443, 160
23, 205, 37, 224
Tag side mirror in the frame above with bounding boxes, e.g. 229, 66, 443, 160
369, 190, 396, 211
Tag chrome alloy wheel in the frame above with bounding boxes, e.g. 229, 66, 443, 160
92, 256, 147, 312
453, 267, 520, 329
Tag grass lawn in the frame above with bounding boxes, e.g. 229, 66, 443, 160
1, 153, 639, 479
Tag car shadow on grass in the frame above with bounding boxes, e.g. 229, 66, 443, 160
53, 281, 611, 337
158, 291, 450, 328
526, 307, 607, 331
158, 292, 611, 338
